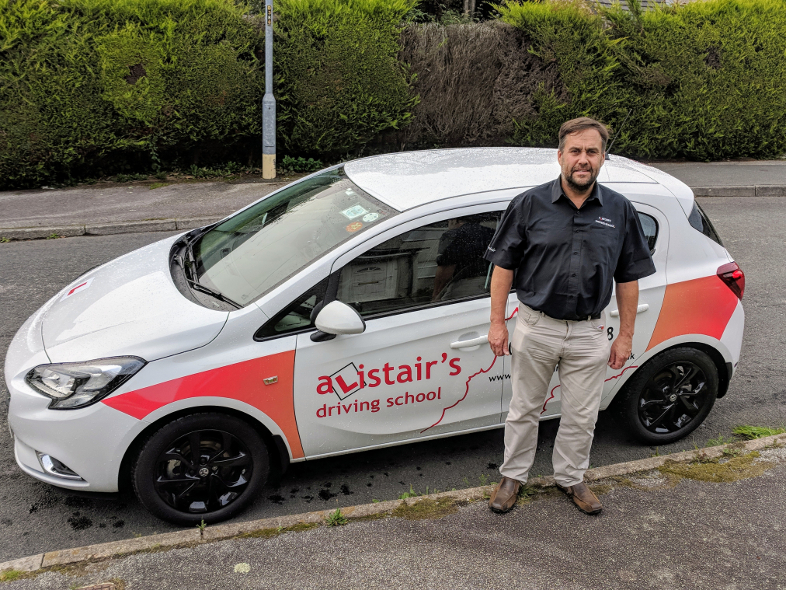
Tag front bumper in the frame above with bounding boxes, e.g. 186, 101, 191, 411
7, 368, 146, 493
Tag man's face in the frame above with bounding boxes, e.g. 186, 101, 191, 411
557, 128, 605, 192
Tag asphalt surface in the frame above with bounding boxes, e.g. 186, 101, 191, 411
1, 194, 784, 562
7, 450, 786, 589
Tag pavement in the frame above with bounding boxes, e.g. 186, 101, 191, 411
1, 434, 784, 589
0, 159, 784, 240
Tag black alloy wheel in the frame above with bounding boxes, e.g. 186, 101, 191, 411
133, 413, 269, 525
616, 347, 719, 445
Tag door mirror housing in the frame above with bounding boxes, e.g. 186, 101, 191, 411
313, 301, 366, 336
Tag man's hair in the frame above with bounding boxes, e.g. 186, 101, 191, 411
558, 117, 610, 151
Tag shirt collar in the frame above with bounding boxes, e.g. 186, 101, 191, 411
551, 177, 604, 206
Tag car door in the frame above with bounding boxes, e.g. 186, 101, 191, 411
501, 200, 669, 419
293, 206, 507, 458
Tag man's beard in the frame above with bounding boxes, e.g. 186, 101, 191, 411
564, 167, 598, 191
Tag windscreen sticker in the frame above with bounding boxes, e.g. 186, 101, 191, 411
346, 221, 363, 233
341, 205, 368, 220
362, 212, 380, 223
60, 277, 94, 301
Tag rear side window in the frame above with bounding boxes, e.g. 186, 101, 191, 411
637, 212, 658, 254
688, 202, 723, 246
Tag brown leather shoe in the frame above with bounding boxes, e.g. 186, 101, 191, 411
488, 477, 521, 513
556, 482, 602, 515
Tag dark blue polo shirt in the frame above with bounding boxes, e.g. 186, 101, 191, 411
483, 178, 656, 321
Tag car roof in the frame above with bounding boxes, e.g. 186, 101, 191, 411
343, 147, 693, 213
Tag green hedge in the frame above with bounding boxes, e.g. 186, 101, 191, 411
604, 0, 786, 160
0, 0, 267, 188
497, 0, 786, 160
274, 0, 419, 154
2, 0, 785, 189
0, 0, 418, 188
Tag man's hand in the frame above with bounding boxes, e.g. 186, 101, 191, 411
609, 280, 639, 369
489, 321, 510, 357
608, 334, 632, 369
488, 267, 515, 356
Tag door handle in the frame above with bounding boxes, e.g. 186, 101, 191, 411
609, 304, 649, 317
450, 335, 488, 349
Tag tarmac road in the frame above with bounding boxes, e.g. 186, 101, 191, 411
0, 196, 784, 562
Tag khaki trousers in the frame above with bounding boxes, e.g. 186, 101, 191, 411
500, 304, 611, 487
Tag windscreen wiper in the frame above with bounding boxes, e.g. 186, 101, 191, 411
179, 235, 241, 309
184, 277, 242, 309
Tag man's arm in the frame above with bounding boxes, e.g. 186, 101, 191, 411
609, 280, 638, 369
488, 267, 514, 356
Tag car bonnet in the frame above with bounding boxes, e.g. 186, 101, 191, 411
41, 235, 229, 363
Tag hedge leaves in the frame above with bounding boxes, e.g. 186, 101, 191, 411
1, 0, 785, 189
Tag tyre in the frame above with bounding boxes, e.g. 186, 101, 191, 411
616, 347, 719, 445
132, 413, 270, 525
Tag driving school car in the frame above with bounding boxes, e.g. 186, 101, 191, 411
5, 148, 745, 524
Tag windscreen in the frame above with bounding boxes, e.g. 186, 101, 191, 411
193, 168, 395, 306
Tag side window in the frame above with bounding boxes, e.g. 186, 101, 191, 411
337, 212, 501, 318
254, 277, 330, 340
637, 212, 658, 254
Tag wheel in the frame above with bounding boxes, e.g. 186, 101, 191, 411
132, 413, 269, 525
616, 347, 719, 445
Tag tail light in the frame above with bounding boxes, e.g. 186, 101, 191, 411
717, 262, 745, 300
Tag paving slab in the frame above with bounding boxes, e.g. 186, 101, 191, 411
3, 444, 785, 589
648, 159, 786, 189
0, 178, 293, 231
0, 434, 786, 588
1, 162, 785, 240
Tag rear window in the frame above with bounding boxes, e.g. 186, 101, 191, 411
688, 202, 723, 246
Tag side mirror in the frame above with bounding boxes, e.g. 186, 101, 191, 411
312, 301, 366, 340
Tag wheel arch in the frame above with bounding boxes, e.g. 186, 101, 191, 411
603, 337, 732, 411
117, 405, 291, 493
686, 342, 731, 399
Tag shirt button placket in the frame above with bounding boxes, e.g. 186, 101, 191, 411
569, 219, 582, 315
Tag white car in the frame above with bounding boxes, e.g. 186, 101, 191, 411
5, 148, 745, 524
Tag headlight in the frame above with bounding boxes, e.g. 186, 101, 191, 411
25, 356, 146, 410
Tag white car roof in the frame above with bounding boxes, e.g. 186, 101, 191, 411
343, 147, 693, 214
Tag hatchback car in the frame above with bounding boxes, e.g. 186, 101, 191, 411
5, 148, 745, 524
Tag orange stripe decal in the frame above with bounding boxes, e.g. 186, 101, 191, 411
103, 351, 304, 459
646, 276, 738, 352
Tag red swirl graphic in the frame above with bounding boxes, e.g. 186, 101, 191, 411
420, 307, 519, 434
420, 305, 638, 431
540, 364, 639, 414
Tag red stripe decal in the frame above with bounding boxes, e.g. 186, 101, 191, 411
647, 275, 738, 351
103, 351, 304, 459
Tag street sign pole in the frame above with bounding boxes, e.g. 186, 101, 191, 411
262, 0, 276, 179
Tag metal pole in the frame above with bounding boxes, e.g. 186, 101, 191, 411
262, 0, 276, 179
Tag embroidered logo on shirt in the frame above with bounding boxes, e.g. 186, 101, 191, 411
595, 216, 616, 228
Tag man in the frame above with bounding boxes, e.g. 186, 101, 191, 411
483, 117, 656, 515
